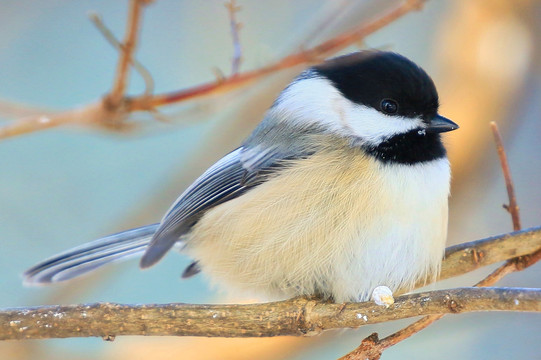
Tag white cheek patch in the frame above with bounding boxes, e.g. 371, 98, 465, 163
343, 104, 424, 145
269, 75, 346, 133
269, 74, 424, 144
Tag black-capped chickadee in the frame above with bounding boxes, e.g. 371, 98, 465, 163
24, 51, 458, 302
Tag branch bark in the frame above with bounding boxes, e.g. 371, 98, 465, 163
1, 287, 539, 341
438, 226, 541, 282
2, 227, 540, 341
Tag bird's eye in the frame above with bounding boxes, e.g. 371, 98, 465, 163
380, 99, 398, 114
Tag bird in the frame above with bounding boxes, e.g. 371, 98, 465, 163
24, 50, 458, 303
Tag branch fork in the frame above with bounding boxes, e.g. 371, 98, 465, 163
0, 0, 427, 139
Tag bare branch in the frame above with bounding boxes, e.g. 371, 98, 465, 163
0, 0, 427, 140
132, 0, 427, 110
343, 229, 541, 359
468, 123, 538, 286
0, 102, 127, 139
1, 287, 539, 341
225, 0, 243, 75
438, 226, 541, 283
0, 100, 52, 119
2, 227, 541, 341
490, 121, 521, 231
388, 224, 541, 355
0, 1, 153, 139
475, 122, 539, 286
105, 0, 150, 110
88, 12, 154, 96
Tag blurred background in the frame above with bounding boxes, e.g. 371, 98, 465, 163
0, 0, 540, 359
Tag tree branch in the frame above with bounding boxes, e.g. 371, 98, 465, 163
1, 287, 539, 341
88, 12, 155, 97
438, 226, 541, 283
2, 227, 540, 341
490, 121, 521, 231
225, 0, 243, 76
128, 0, 427, 110
104, 0, 150, 110
0, 0, 426, 139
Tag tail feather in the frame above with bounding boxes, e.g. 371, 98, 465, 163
23, 224, 159, 285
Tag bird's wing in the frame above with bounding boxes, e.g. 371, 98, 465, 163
139, 146, 300, 268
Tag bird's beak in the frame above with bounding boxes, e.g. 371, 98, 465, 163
426, 114, 459, 133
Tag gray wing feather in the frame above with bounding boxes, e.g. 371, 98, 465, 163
24, 116, 326, 283
139, 148, 260, 268
140, 118, 325, 269
24, 224, 159, 284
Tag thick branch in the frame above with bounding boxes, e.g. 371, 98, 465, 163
1, 287, 539, 340
2, 226, 541, 341
438, 226, 541, 283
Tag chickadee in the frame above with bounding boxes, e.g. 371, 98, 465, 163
24, 51, 458, 302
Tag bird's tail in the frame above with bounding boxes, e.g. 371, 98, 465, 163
23, 224, 159, 285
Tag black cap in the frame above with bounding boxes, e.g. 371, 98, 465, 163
313, 51, 439, 122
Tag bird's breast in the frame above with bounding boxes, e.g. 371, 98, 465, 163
186, 147, 450, 302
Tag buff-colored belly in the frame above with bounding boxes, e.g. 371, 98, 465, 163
185, 150, 450, 302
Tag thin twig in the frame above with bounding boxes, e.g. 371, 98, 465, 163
0, 0, 151, 138
89, 12, 154, 96
475, 123, 541, 287
490, 121, 521, 231
475, 123, 529, 286
225, 0, 243, 75
1, 287, 539, 341
131, 0, 427, 110
340, 122, 532, 360
105, 0, 149, 110
0, 0, 426, 139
